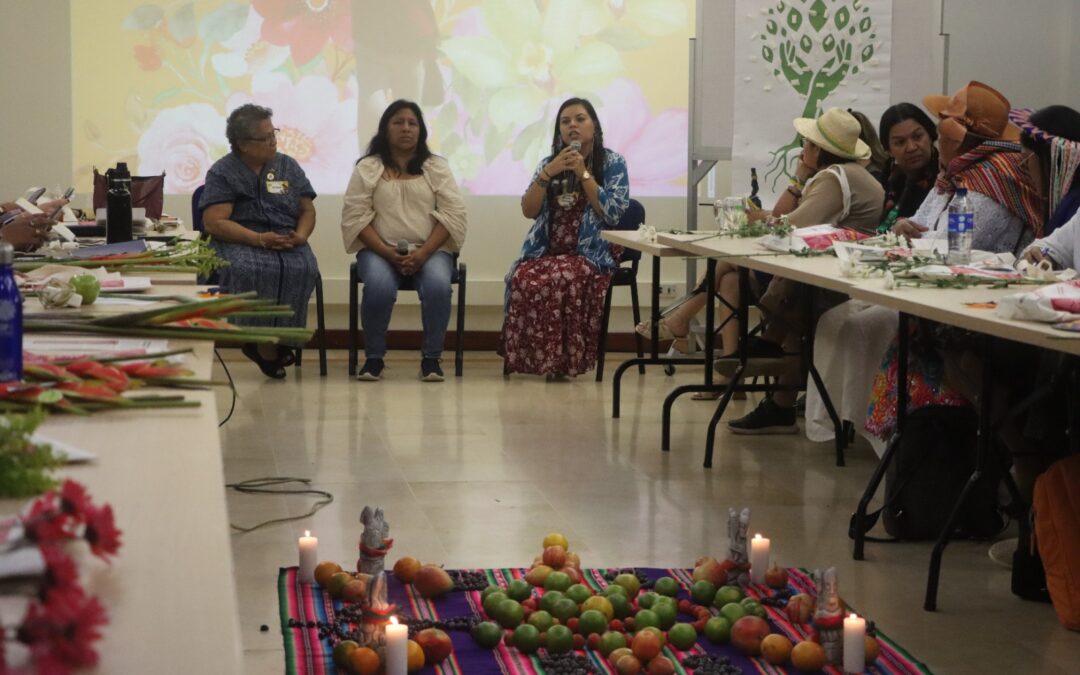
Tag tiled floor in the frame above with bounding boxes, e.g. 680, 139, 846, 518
217, 352, 1078, 675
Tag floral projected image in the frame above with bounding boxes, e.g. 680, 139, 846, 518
72, 1, 691, 197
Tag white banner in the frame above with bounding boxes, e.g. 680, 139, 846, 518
732, 0, 893, 204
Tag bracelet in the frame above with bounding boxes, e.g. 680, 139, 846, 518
540, 168, 552, 181
789, 176, 806, 189
534, 177, 550, 188
786, 185, 802, 199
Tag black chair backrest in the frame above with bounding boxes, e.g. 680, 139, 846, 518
191, 185, 205, 233
614, 199, 645, 262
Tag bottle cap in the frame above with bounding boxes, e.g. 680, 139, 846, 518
955, 187, 968, 196
0, 242, 13, 265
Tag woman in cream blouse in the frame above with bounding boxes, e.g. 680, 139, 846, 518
341, 100, 467, 382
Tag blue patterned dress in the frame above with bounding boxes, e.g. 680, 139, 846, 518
199, 152, 319, 342
501, 150, 629, 376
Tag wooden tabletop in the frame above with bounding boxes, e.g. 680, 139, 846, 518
601, 229, 699, 257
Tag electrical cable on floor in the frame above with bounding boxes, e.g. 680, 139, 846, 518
215, 348, 237, 427
226, 477, 334, 533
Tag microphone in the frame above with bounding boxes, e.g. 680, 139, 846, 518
567, 140, 582, 192
396, 239, 409, 255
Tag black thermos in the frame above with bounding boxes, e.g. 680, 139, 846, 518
106, 162, 133, 243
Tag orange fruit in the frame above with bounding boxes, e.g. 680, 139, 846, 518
314, 561, 343, 588
865, 635, 881, 663
348, 646, 381, 675
543, 533, 569, 550
790, 641, 827, 672
406, 639, 425, 672
760, 634, 793, 665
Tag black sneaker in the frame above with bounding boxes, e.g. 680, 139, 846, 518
794, 394, 806, 417
714, 337, 788, 377
420, 357, 444, 382
728, 398, 798, 435
357, 358, 384, 381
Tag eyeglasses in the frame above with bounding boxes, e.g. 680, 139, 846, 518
245, 128, 280, 144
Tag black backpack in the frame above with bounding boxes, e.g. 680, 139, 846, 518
854, 405, 1005, 541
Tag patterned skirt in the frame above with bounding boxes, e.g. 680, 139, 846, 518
212, 240, 319, 344
501, 254, 612, 377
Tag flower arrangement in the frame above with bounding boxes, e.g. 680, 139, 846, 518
18, 239, 228, 278
0, 411, 62, 498
0, 480, 121, 672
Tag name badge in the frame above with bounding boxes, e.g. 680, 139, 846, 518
266, 180, 289, 195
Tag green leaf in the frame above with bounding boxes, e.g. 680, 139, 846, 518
834, 7, 850, 30
37, 390, 63, 404
807, 0, 827, 33
552, 42, 623, 91
488, 87, 546, 132
786, 7, 803, 31
123, 4, 165, 31
861, 44, 874, 62
766, 19, 778, 35
198, 3, 248, 44
762, 45, 775, 63
800, 35, 812, 54
859, 17, 873, 33
169, 2, 197, 43
440, 36, 515, 88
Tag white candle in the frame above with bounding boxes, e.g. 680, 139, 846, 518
843, 613, 866, 673
749, 533, 770, 584
298, 530, 317, 584
385, 616, 408, 675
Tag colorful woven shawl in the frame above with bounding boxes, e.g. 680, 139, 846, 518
934, 141, 1046, 237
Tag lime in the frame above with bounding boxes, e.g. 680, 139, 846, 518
690, 580, 717, 605
565, 583, 593, 605
740, 598, 766, 619
471, 621, 503, 648
719, 602, 746, 624
633, 608, 660, 630
653, 576, 680, 597
551, 597, 580, 622
597, 630, 628, 656
577, 609, 608, 636
538, 590, 564, 614
480, 585, 503, 602
606, 591, 632, 619
667, 623, 698, 651
545, 624, 575, 655
333, 640, 359, 667
506, 578, 532, 602
602, 584, 629, 598
613, 573, 641, 597
544, 571, 572, 593
713, 585, 744, 608
652, 600, 677, 630
637, 591, 660, 609
512, 623, 541, 654
704, 616, 732, 644
527, 609, 554, 633
494, 598, 524, 628
482, 591, 508, 618
581, 595, 614, 621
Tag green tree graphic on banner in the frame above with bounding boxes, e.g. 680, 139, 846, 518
759, 0, 877, 189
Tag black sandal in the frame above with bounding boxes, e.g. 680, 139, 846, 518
276, 346, 296, 367
241, 344, 287, 379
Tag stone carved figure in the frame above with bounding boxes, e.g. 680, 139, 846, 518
812, 567, 845, 666
727, 507, 751, 586
357, 506, 395, 648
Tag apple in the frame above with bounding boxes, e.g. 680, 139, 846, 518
764, 564, 789, 589
608, 647, 633, 665
414, 565, 454, 598
613, 573, 641, 597
693, 557, 729, 587
615, 654, 642, 675
646, 655, 676, 675
730, 615, 770, 656
631, 630, 662, 661
393, 556, 422, 583
560, 566, 582, 584
342, 578, 368, 603
525, 564, 553, 586
415, 627, 453, 664
543, 545, 568, 568
785, 593, 815, 624
565, 551, 581, 568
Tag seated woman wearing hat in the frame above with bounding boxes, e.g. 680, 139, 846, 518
864, 82, 1046, 443
714, 108, 885, 432
635, 108, 882, 402
1015, 105, 1080, 260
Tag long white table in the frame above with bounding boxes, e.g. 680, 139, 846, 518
2, 288, 243, 672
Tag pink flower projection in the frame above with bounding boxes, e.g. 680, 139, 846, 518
227, 73, 358, 193
597, 80, 689, 197
137, 104, 227, 194
252, 0, 352, 66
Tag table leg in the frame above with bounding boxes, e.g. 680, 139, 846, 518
662, 258, 717, 450
852, 311, 909, 560
924, 333, 993, 612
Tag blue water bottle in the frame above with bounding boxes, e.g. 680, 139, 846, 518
0, 242, 23, 381
947, 188, 973, 265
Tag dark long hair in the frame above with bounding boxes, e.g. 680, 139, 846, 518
362, 99, 432, 175
1020, 105, 1080, 198
550, 98, 607, 184
878, 103, 939, 188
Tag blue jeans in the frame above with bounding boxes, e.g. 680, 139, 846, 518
356, 249, 453, 359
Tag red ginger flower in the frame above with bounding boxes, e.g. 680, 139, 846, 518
21, 493, 76, 545
40, 545, 79, 593
83, 504, 122, 560
20, 585, 107, 669
58, 480, 93, 519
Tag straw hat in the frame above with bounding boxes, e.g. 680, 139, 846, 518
923, 81, 1020, 142
792, 107, 871, 161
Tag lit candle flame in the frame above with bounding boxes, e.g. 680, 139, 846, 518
304, 530, 310, 537
390, 616, 399, 625
753, 533, 762, 540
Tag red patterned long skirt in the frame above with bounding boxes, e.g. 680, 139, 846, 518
501, 196, 620, 377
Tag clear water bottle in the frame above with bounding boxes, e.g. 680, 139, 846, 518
0, 243, 23, 382
947, 187, 973, 265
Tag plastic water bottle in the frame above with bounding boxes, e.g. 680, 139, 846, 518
947, 187, 973, 265
0, 243, 23, 382
106, 162, 133, 244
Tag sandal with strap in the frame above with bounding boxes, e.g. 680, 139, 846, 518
635, 318, 687, 342
241, 344, 287, 379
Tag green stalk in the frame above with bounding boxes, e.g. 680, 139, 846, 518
52, 348, 196, 365
24, 320, 312, 344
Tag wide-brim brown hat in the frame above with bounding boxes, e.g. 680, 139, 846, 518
923, 81, 1021, 142
792, 107, 871, 161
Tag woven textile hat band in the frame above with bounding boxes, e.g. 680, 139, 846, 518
793, 107, 872, 161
